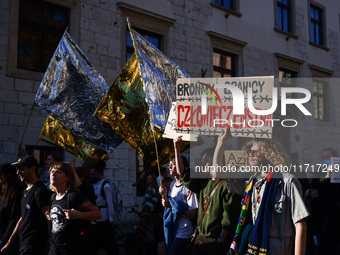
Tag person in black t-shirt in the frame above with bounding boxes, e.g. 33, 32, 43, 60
0, 163, 22, 255
48, 162, 101, 255
1, 155, 51, 255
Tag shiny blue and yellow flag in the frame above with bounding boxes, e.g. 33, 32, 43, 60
34, 31, 122, 157
95, 25, 190, 171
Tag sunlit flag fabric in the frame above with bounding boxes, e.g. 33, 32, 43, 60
130, 28, 189, 130
95, 27, 190, 171
39, 116, 109, 161
35, 31, 122, 155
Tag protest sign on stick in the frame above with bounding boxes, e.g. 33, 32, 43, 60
173, 76, 275, 140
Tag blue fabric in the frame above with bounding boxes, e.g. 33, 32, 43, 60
238, 223, 253, 254
130, 29, 189, 129
163, 197, 188, 252
246, 177, 280, 255
322, 160, 332, 165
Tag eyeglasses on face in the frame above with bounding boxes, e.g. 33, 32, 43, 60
248, 150, 260, 156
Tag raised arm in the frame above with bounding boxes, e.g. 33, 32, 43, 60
174, 136, 184, 176
213, 128, 231, 169
71, 158, 82, 188
17, 144, 28, 158
213, 128, 244, 195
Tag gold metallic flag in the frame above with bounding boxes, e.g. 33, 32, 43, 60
96, 41, 190, 171
39, 116, 109, 162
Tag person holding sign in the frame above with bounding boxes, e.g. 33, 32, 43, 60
174, 136, 242, 255
216, 130, 310, 255
159, 156, 199, 255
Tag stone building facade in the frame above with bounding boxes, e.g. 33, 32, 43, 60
0, 0, 339, 223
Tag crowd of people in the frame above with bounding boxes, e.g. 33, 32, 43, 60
0, 148, 117, 255
152, 131, 340, 255
0, 130, 339, 255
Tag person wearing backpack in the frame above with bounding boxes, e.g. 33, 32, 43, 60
89, 162, 116, 255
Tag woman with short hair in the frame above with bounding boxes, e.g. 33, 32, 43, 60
48, 162, 101, 255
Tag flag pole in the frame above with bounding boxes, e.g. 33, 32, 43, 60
151, 127, 163, 186
20, 102, 36, 145
127, 17, 164, 190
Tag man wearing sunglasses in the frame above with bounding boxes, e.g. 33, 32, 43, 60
214, 130, 310, 255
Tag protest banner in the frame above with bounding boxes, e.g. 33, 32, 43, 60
173, 76, 275, 140
163, 103, 198, 141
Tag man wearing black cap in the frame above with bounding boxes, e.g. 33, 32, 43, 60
1, 155, 51, 255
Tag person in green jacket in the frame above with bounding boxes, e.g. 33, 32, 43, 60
173, 134, 242, 255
